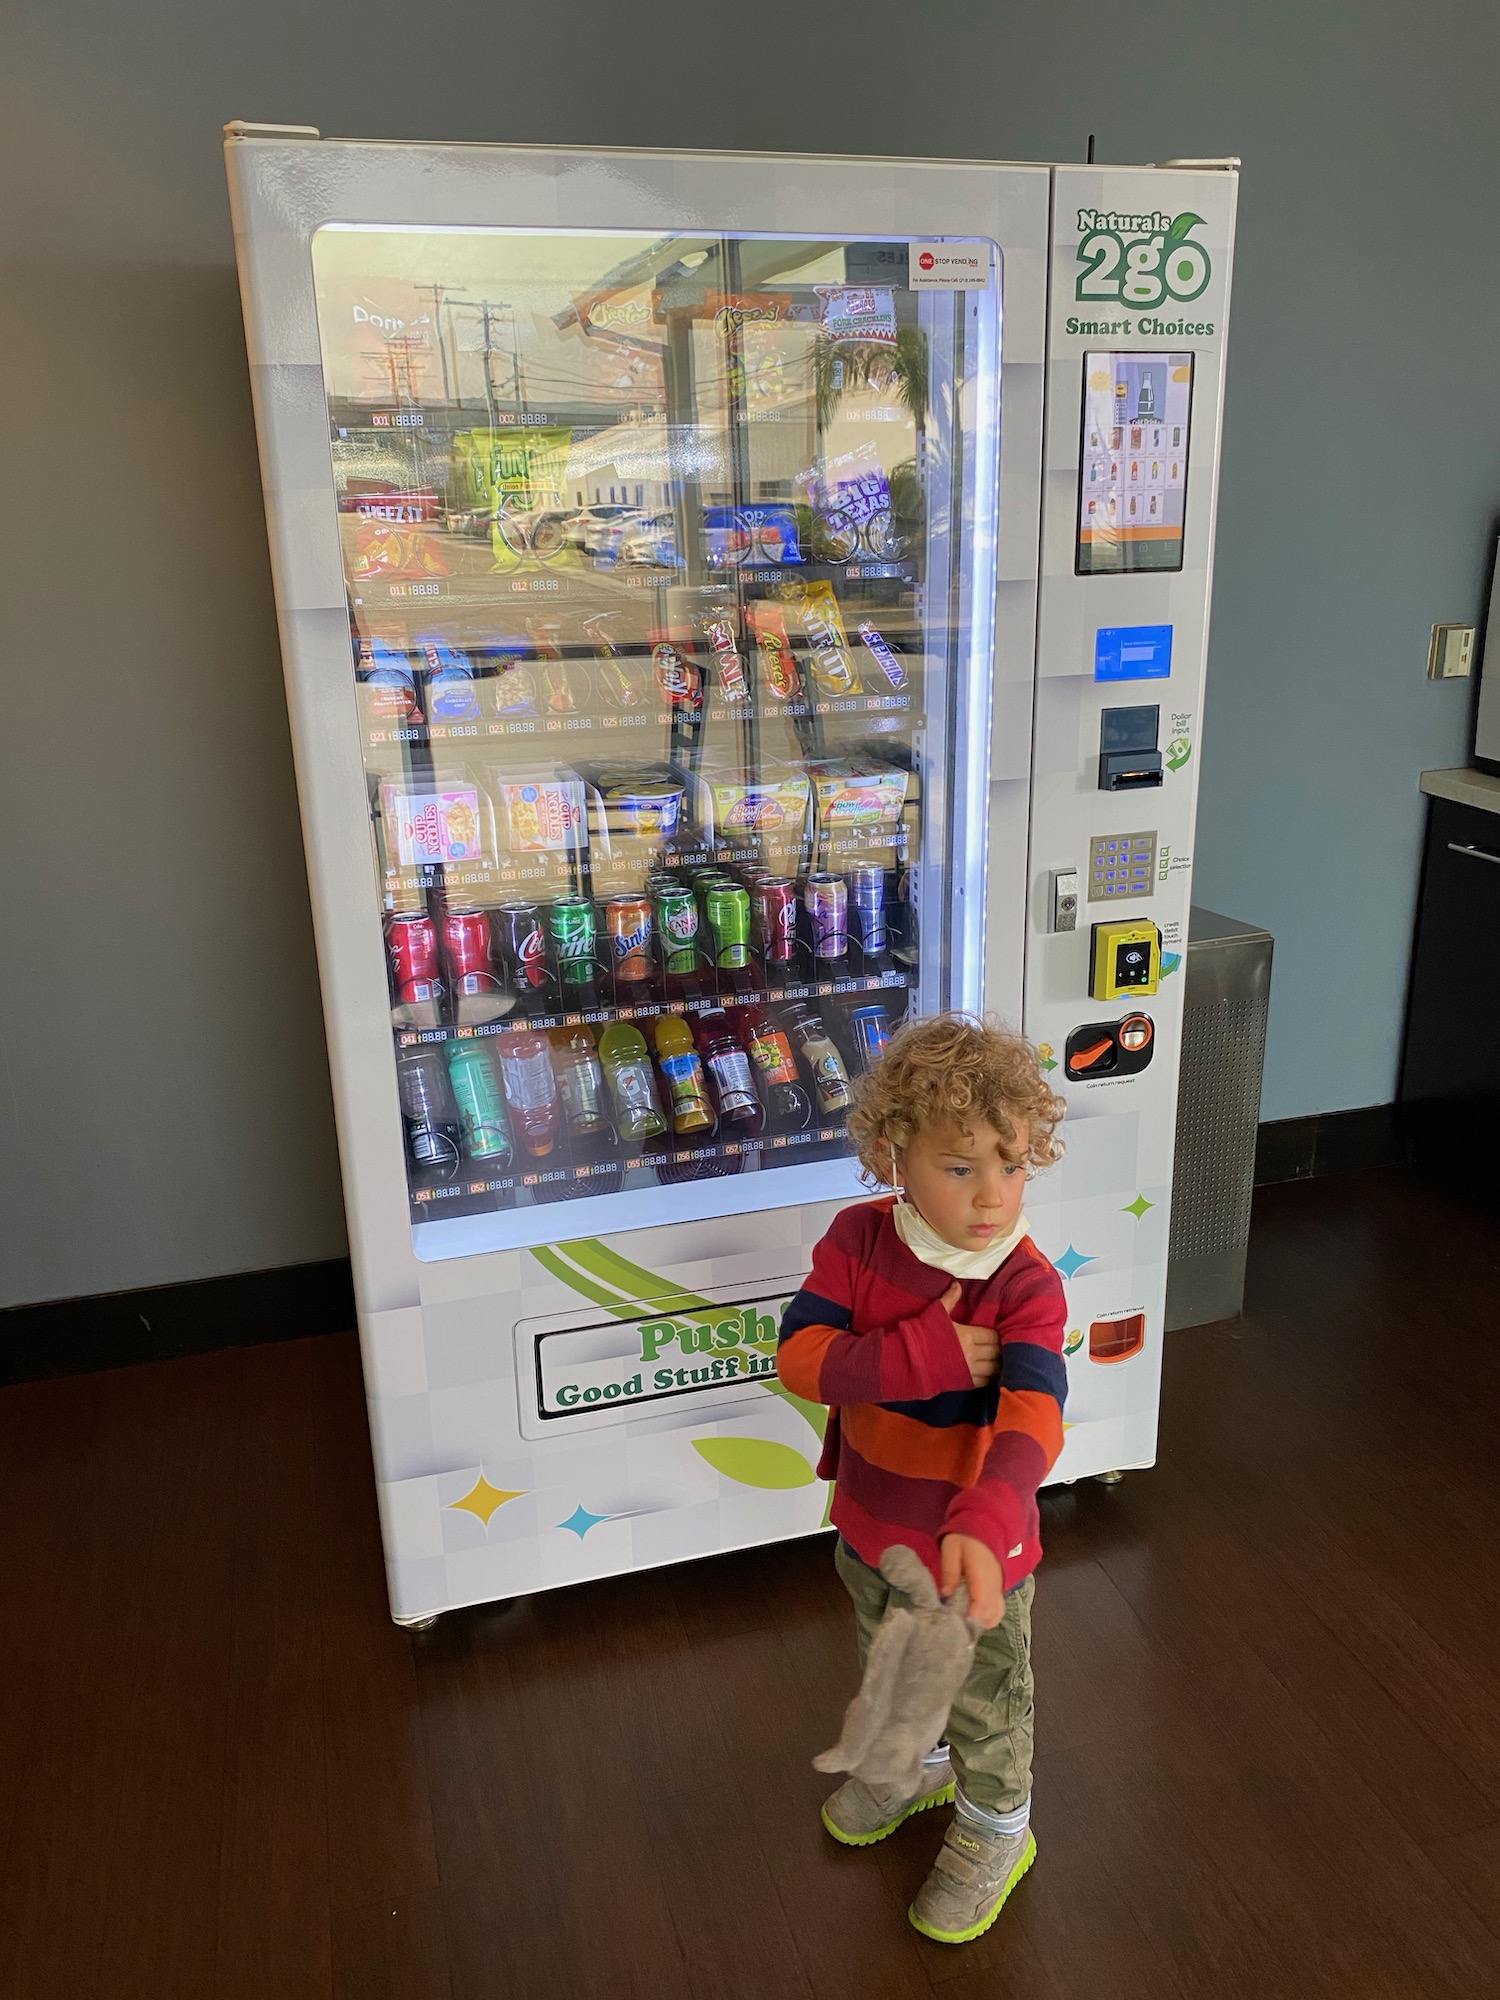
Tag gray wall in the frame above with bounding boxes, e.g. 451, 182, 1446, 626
1, 1, 1492, 1308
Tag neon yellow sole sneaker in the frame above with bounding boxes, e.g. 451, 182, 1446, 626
909, 1824, 1037, 1943
820, 1765, 956, 1847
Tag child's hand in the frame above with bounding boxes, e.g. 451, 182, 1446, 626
941, 1533, 1005, 1629
939, 1280, 999, 1386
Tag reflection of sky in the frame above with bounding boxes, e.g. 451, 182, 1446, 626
565, 422, 728, 484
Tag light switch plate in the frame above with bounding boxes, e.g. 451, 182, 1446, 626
1428, 623, 1475, 679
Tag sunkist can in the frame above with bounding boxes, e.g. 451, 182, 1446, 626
606, 895, 654, 985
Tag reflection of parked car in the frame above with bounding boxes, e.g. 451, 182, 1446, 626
493, 504, 570, 560
617, 509, 682, 568
563, 505, 633, 562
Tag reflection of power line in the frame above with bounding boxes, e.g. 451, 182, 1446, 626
418, 282, 456, 403
451, 297, 527, 420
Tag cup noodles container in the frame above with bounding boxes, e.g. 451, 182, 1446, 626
382, 783, 486, 867
804, 758, 909, 860
496, 775, 584, 854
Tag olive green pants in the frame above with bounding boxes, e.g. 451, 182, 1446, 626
834, 1537, 1035, 1813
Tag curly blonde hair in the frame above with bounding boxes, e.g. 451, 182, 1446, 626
848, 1013, 1065, 1183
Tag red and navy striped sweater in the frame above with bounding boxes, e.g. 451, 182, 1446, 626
777, 1196, 1068, 1592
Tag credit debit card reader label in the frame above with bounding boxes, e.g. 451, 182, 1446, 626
1095, 625, 1173, 682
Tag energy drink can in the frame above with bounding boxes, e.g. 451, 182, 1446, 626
805, 873, 849, 961
444, 1040, 514, 1165
848, 865, 889, 956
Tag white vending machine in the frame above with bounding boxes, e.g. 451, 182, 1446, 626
226, 129, 1236, 1624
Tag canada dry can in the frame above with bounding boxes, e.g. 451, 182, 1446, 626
444, 1040, 514, 1164
805, 873, 849, 959
653, 884, 700, 974
606, 896, 654, 982
387, 912, 441, 1004
493, 900, 549, 992
546, 897, 598, 989
848, 866, 888, 955
705, 884, 751, 969
754, 878, 798, 964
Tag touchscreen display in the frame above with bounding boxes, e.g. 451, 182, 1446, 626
1076, 352, 1193, 575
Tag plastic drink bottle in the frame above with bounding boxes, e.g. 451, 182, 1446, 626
395, 1048, 463, 1175
548, 1026, 612, 1140
444, 1039, 515, 1167
652, 1015, 714, 1135
692, 1009, 763, 1132
783, 1003, 852, 1115
496, 1031, 561, 1157
736, 1004, 812, 1132
597, 1022, 668, 1140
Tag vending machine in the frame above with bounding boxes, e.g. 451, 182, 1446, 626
226, 128, 1237, 1623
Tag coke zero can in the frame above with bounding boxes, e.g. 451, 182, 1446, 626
493, 900, 551, 996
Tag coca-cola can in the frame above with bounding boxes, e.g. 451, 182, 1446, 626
492, 900, 549, 992
387, 911, 442, 1004
441, 907, 496, 995
754, 878, 799, 964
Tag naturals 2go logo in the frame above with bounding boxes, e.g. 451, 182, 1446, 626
1075, 209, 1211, 308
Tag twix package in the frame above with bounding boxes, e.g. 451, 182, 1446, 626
779, 580, 862, 697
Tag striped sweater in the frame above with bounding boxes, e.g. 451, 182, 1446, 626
776, 1197, 1068, 1591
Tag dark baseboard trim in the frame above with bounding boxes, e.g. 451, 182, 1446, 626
1, 1258, 356, 1389
1254, 1104, 1403, 1187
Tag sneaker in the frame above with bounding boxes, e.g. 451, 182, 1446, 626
820, 1757, 955, 1847
908, 1818, 1037, 1943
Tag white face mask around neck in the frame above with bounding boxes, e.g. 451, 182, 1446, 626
890, 1194, 1030, 1281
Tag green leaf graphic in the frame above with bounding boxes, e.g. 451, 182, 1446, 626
693, 1437, 818, 1490
1165, 211, 1205, 244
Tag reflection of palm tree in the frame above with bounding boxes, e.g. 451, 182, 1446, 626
813, 326, 929, 432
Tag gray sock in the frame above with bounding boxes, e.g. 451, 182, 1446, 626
954, 1787, 1030, 1839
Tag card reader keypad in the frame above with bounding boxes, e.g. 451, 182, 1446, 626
1088, 830, 1156, 901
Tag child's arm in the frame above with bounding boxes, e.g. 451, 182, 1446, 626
939, 1251, 1068, 1596
776, 1219, 974, 1407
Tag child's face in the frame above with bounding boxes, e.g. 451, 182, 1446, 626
893, 1117, 1031, 1251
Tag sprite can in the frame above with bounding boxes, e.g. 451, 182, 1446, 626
705, 883, 752, 970
444, 1040, 514, 1166
547, 897, 598, 991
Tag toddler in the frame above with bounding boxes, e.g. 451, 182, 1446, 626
777, 1014, 1066, 1944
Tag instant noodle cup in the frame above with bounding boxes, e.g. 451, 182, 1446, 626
594, 768, 687, 844
497, 776, 584, 854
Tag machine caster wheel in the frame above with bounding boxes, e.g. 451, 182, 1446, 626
1095, 1469, 1125, 1487
395, 1613, 441, 1632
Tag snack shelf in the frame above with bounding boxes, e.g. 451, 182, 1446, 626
365, 696, 919, 752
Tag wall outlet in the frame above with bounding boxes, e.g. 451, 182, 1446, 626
1428, 624, 1475, 679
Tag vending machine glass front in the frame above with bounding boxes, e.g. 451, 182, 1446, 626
310, 226, 999, 1256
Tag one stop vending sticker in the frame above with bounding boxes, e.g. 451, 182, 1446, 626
908, 241, 993, 289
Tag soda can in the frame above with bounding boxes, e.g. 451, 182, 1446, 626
442, 906, 495, 988
805, 874, 849, 960
848, 865, 889, 956
754, 878, 799, 964
848, 1003, 893, 1071
856, 620, 908, 692
444, 1039, 514, 1165
653, 883, 701, 975
387, 912, 442, 1004
705, 884, 752, 969
546, 897, 598, 991
493, 900, 550, 994
606, 895, 655, 983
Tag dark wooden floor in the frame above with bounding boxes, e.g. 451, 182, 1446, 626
3, 1167, 1500, 1999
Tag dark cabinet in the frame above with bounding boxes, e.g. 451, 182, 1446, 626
1398, 794, 1500, 1190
